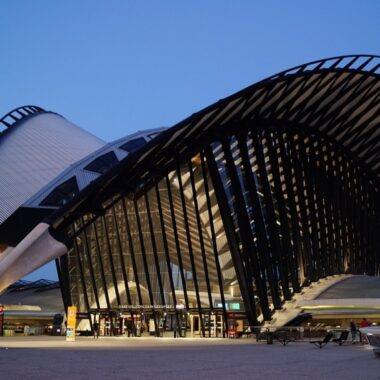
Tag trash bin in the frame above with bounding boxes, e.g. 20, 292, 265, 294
267, 331, 274, 344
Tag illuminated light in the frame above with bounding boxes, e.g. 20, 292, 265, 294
191, 155, 202, 166
302, 305, 380, 310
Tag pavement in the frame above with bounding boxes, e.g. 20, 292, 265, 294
0, 336, 379, 380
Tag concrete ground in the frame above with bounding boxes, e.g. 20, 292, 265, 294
0, 336, 378, 380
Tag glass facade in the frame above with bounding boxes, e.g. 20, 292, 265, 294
57, 125, 377, 337
51, 55, 380, 338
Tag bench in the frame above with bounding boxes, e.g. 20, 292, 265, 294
332, 330, 349, 346
274, 330, 295, 346
310, 332, 334, 349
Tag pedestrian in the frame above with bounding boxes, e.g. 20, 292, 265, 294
350, 320, 357, 343
360, 318, 371, 328
93, 321, 99, 339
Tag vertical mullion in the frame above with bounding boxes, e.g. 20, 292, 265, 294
164, 175, 190, 310
250, 131, 283, 307
102, 215, 121, 306
264, 129, 296, 298
277, 132, 304, 289
361, 174, 368, 274
337, 155, 349, 272
331, 150, 344, 273
324, 148, 337, 274
288, 134, 315, 283
111, 206, 132, 305
345, 159, 355, 272
175, 163, 205, 337
299, 136, 321, 281
92, 221, 111, 309
223, 136, 275, 310
367, 179, 373, 274
121, 198, 143, 305
144, 189, 166, 305
350, 162, 360, 273
188, 158, 213, 309
81, 220, 100, 309
205, 144, 259, 325
200, 152, 228, 336
56, 257, 69, 312
223, 136, 276, 315
311, 141, 329, 277
353, 166, 363, 273
236, 133, 276, 312
59, 254, 72, 307
154, 179, 180, 327
297, 136, 320, 281
72, 230, 91, 312
133, 197, 159, 335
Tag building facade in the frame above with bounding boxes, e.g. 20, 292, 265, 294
0, 55, 379, 337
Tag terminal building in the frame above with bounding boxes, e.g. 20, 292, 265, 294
0, 55, 379, 337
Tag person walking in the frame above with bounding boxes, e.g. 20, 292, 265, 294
350, 320, 357, 344
360, 318, 371, 328
93, 321, 99, 339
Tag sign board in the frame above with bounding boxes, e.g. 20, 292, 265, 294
76, 312, 89, 320
66, 306, 77, 342
216, 302, 241, 311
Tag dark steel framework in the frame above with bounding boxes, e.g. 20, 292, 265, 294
0, 105, 45, 132
50, 55, 380, 336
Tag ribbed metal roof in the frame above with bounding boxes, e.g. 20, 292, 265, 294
127, 55, 380, 182
0, 111, 105, 224
50, 55, 380, 230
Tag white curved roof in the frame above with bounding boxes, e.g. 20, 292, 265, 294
0, 112, 105, 224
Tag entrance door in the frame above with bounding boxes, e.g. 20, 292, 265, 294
190, 313, 224, 337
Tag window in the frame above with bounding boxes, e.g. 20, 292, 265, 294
84, 151, 119, 174
40, 177, 79, 207
147, 132, 161, 140
119, 137, 146, 153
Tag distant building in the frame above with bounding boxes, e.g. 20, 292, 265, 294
0, 55, 379, 337
0, 280, 63, 335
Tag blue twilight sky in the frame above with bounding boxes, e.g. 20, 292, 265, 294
1, 1, 379, 281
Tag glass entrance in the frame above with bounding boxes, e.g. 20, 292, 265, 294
190, 312, 224, 337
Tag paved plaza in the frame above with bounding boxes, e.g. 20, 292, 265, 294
0, 336, 378, 380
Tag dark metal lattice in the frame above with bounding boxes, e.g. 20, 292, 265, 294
49, 55, 380, 336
